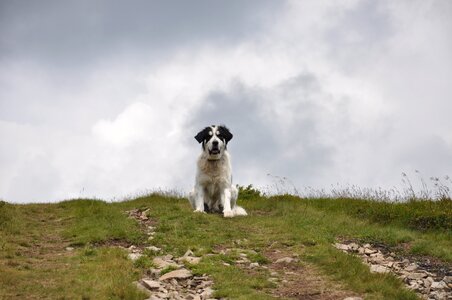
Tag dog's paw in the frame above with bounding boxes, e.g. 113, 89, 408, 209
193, 209, 205, 213
223, 210, 234, 218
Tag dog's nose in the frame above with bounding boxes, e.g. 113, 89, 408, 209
212, 140, 219, 147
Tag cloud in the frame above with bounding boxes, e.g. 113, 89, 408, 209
1, 0, 452, 202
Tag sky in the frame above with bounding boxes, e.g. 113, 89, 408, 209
1, 0, 452, 203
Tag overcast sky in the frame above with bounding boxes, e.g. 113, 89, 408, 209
1, 0, 451, 203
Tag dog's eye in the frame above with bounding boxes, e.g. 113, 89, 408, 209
208, 131, 212, 136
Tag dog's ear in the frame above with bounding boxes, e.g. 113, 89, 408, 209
218, 125, 233, 144
194, 127, 210, 143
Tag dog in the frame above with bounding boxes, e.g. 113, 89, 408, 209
188, 125, 247, 218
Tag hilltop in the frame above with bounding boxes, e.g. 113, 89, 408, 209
0, 191, 451, 299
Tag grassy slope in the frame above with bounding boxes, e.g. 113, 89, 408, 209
1, 195, 450, 299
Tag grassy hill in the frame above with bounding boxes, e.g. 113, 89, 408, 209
0, 191, 451, 299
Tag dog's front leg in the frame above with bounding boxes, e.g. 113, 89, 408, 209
222, 188, 234, 218
193, 185, 206, 213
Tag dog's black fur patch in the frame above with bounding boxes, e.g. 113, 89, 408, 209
194, 127, 212, 143
217, 125, 233, 144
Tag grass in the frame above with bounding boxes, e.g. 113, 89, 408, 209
1, 193, 451, 299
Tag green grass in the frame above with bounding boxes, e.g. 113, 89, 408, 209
1, 194, 450, 299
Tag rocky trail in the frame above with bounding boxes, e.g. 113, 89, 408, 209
334, 241, 452, 300
125, 208, 217, 300
124, 207, 452, 299
124, 208, 363, 300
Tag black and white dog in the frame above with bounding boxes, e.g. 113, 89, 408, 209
188, 125, 247, 218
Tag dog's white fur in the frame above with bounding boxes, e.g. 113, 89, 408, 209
189, 125, 247, 218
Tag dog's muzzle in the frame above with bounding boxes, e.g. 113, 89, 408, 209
209, 148, 220, 155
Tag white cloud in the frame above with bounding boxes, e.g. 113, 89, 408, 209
1, 0, 451, 202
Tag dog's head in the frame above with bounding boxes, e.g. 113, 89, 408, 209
194, 125, 233, 160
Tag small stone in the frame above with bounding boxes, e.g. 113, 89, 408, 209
363, 243, 371, 248
181, 256, 202, 265
183, 249, 194, 257
159, 268, 192, 281
275, 257, 297, 264
65, 246, 74, 251
407, 272, 427, 280
153, 257, 180, 269
348, 243, 359, 251
128, 253, 143, 261
443, 276, 452, 284
405, 263, 418, 271
141, 278, 161, 289
334, 243, 350, 251
364, 248, 377, 255
370, 265, 389, 274
150, 268, 161, 277
343, 297, 363, 300
249, 262, 259, 268
431, 281, 447, 290
146, 246, 161, 252
200, 287, 213, 299
423, 278, 432, 288
222, 262, 230, 266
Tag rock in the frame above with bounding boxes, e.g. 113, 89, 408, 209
370, 265, 389, 274
334, 243, 350, 251
405, 263, 418, 271
159, 268, 193, 281
65, 247, 74, 251
423, 278, 432, 288
343, 297, 363, 300
153, 257, 180, 269
407, 272, 427, 280
180, 256, 202, 265
141, 278, 161, 290
150, 268, 161, 277
275, 257, 297, 264
249, 262, 259, 268
183, 249, 194, 257
430, 281, 447, 290
369, 254, 385, 264
364, 248, 377, 255
348, 243, 360, 251
443, 276, 452, 284
128, 253, 143, 261
200, 287, 213, 299
146, 246, 161, 252
235, 258, 249, 264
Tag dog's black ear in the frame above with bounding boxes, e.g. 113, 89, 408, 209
218, 125, 233, 144
194, 127, 210, 143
